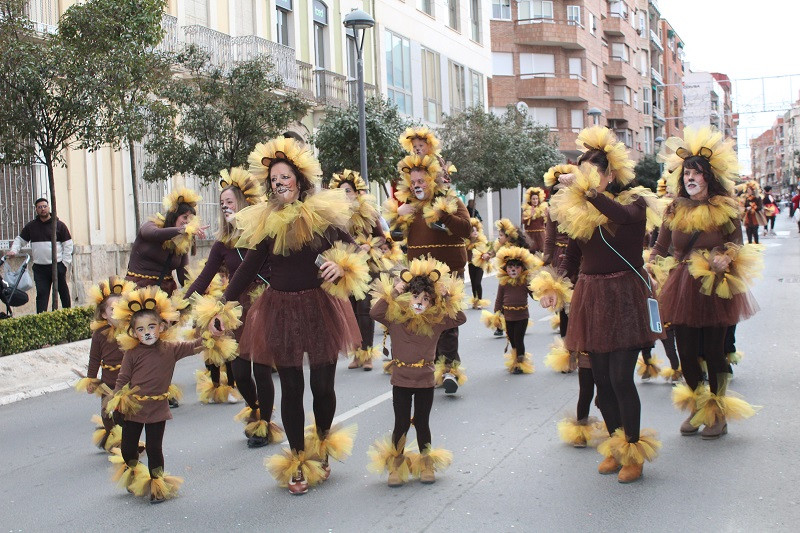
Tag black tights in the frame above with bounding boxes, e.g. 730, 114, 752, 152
468, 264, 483, 299
206, 361, 235, 387
392, 386, 434, 452
745, 225, 759, 244
590, 349, 641, 442
277, 362, 337, 452
674, 325, 727, 393
559, 309, 569, 338
576, 367, 595, 421
230, 357, 275, 420
121, 420, 166, 475
505, 319, 527, 354
351, 294, 375, 350
764, 216, 776, 231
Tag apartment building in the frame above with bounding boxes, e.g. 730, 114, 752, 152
1, 0, 378, 310
751, 128, 775, 189
488, 0, 665, 163
374, 1, 491, 124
711, 72, 738, 145
660, 17, 684, 138
783, 93, 800, 190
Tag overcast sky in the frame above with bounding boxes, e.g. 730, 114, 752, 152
659, 1, 800, 173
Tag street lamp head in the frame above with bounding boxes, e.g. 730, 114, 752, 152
587, 107, 602, 118
655, 136, 665, 144
343, 9, 375, 31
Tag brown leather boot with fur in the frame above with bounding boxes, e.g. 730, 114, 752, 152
618, 463, 643, 483
700, 416, 728, 440
387, 455, 406, 487
598, 455, 621, 475
419, 455, 436, 484
680, 412, 699, 435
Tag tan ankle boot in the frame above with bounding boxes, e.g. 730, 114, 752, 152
680, 412, 699, 435
419, 455, 435, 484
598, 455, 621, 475
618, 463, 643, 483
387, 455, 406, 487
700, 416, 727, 440
348, 358, 361, 369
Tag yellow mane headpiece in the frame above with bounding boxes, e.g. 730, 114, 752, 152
658, 126, 739, 195
329, 169, 368, 193
399, 126, 441, 154
656, 177, 668, 197
247, 137, 322, 191
496, 245, 539, 273
162, 187, 202, 214
470, 217, 484, 234
395, 154, 444, 203
544, 164, 577, 188
735, 180, 761, 196
495, 218, 519, 242
576, 126, 635, 186
88, 276, 136, 307
524, 187, 546, 206
112, 286, 181, 350
219, 167, 264, 205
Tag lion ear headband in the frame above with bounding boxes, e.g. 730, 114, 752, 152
128, 298, 158, 313
676, 146, 713, 160
400, 269, 441, 284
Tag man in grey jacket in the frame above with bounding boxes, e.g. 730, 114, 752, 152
5, 198, 73, 312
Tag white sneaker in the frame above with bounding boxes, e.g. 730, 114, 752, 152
227, 392, 241, 404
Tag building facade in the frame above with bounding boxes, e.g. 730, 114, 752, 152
659, 17, 684, 138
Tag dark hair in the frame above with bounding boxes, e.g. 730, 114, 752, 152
128, 309, 164, 336
505, 258, 524, 269
677, 156, 727, 198
34, 198, 48, 206
764, 185, 772, 192
577, 149, 609, 173
163, 202, 197, 228
268, 159, 313, 199
406, 275, 435, 299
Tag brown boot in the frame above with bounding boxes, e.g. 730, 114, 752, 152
618, 463, 643, 483
419, 455, 435, 484
598, 455, 621, 475
387, 455, 406, 487
700, 416, 728, 440
347, 358, 361, 369
363, 358, 373, 371
680, 412, 699, 435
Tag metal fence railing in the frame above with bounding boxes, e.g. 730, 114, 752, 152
0, 163, 50, 246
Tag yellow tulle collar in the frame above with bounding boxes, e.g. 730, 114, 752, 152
234, 188, 352, 256
349, 194, 379, 237
665, 195, 741, 234
91, 320, 117, 343
498, 270, 532, 287
522, 204, 548, 223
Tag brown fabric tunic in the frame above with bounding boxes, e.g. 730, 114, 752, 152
114, 340, 200, 423
523, 215, 546, 253
494, 282, 531, 321
543, 214, 570, 271
87, 326, 125, 388
406, 197, 471, 273
370, 295, 466, 388
185, 241, 270, 297
126, 221, 189, 292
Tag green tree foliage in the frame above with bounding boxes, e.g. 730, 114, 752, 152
634, 154, 661, 191
57, 0, 172, 228
312, 97, 410, 186
438, 106, 563, 197
144, 52, 310, 184
0, 0, 104, 310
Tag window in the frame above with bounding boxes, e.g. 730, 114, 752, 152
492, 0, 511, 20
492, 52, 513, 76
609, 1, 627, 18
530, 107, 557, 130
449, 61, 467, 113
470, 0, 481, 42
638, 12, 646, 33
571, 109, 584, 132
639, 51, 648, 75
612, 85, 630, 105
346, 31, 358, 79
568, 57, 582, 79
642, 88, 651, 114
469, 69, 484, 107
567, 5, 581, 26
518, 0, 553, 21
588, 12, 596, 35
386, 31, 412, 114
235, 0, 255, 36
418, 0, 433, 17
611, 42, 628, 62
422, 48, 441, 122
276, 0, 292, 47
644, 127, 652, 153
185, 0, 209, 25
633, 90, 639, 111
590, 63, 598, 85
448, 0, 460, 31
313, 1, 328, 68
519, 53, 555, 78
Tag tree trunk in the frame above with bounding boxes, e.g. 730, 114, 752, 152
498, 190, 503, 219
46, 155, 58, 312
128, 139, 141, 229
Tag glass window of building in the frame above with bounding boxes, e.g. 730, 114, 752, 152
571, 109, 584, 132
519, 53, 555, 78
470, 0, 481, 42
313, 1, 328, 68
518, 1, 553, 22
385, 31, 412, 114
491, 0, 511, 20
448, 0, 460, 31
449, 61, 466, 114
418, 0, 434, 17
567, 5, 581, 26
531, 107, 557, 130
422, 48, 442, 122
185, 0, 209, 26
276, 0, 292, 47
235, 0, 255, 36
492, 52, 513, 76
568, 57, 582, 79
469, 69, 484, 107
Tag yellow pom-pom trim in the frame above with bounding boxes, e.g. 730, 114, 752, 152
529, 267, 573, 312
320, 242, 372, 301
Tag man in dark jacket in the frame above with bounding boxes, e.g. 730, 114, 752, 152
5, 198, 73, 312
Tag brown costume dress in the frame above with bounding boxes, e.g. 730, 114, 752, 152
125, 221, 189, 295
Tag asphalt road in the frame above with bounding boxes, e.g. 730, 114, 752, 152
1, 217, 799, 532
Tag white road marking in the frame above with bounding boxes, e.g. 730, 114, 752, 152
332, 390, 393, 424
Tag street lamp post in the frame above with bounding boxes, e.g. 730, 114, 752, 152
587, 107, 602, 126
343, 9, 375, 187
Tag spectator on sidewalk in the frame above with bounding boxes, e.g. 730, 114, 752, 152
5, 197, 73, 313
762, 185, 779, 236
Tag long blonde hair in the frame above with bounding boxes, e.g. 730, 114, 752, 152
216, 186, 248, 246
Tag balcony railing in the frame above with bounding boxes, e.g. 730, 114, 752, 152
314, 69, 348, 107
652, 106, 665, 122
157, 14, 179, 54
25, 0, 58, 35
233, 36, 297, 89
650, 29, 664, 51
346, 79, 378, 106
183, 25, 233, 69
295, 61, 315, 100
651, 66, 663, 85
